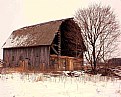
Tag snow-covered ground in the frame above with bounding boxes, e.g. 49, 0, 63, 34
0, 72, 121, 97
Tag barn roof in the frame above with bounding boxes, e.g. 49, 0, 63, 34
3, 18, 73, 48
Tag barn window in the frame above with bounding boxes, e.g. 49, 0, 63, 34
12, 56, 14, 61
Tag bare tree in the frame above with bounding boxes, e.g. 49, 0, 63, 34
74, 4, 120, 73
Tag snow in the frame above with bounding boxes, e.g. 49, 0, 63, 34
3, 34, 29, 48
0, 72, 121, 97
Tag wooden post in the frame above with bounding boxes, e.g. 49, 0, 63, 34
58, 30, 61, 56
76, 30, 78, 58
58, 30, 61, 70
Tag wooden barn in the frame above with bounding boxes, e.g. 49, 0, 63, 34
2, 18, 86, 71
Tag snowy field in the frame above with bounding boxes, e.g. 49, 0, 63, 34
0, 72, 121, 97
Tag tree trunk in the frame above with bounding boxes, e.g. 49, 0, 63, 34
92, 46, 97, 74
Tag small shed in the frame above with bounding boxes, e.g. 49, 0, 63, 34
2, 18, 86, 71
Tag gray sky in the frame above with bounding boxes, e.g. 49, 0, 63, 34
0, 0, 121, 59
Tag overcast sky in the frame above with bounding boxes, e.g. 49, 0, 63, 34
0, 0, 121, 59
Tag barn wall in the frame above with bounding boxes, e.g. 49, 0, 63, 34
3, 46, 50, 70
50, 55, 84, 71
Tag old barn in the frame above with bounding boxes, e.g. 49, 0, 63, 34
2, 18, 86, 71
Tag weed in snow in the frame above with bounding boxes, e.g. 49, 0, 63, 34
0, 72, 121, 97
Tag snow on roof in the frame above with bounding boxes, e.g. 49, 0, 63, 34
3, 18, 73, 48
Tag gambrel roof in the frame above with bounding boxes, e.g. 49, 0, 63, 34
3, 18, 73, 48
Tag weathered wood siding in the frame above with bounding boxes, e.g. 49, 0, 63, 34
50, 55, 84, 71
3, 46, 50, 69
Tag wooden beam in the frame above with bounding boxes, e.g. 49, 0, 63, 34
51, 45, 58, 55
77, 52, 82, 58
58, 30, 61, 56
57, 30, 61, 69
